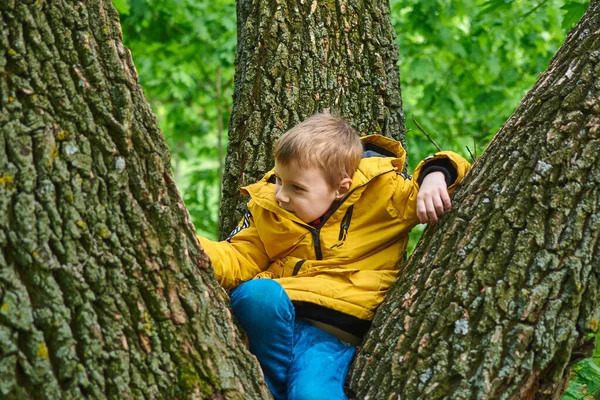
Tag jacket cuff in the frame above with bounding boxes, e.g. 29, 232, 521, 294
417, 159, 457, 186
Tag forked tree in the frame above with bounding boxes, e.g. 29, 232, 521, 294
0, 0, 598, 399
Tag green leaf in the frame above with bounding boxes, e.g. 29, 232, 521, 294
566, 357, 600, 400
477, 0, 511, 17
561, 382, 582, 399
112, 0, 131, 15
562, 381, 589, 400
561, 2, 588, 30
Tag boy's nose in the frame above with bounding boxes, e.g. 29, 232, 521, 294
275, 188, 288, 203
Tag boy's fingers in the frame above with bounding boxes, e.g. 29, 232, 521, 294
426, 198, 438, 223
442, 191, 452, 211
417, 198, 427, 223
433, 195, 445, 217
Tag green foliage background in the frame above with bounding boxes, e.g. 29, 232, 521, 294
117, 0, 236, 239
113, 0, 597, 396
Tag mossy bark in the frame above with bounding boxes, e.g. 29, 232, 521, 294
220, 0, 405, 237
348, 2, 600, 398
0, 1, 269, 398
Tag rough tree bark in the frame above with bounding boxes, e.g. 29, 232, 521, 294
220, 0, 406, 237
3, 0, 599, 398
0, 1, 269, 398
348, 2, 600, 398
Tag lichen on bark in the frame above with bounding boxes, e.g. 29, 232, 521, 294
0, 1, 270, 398
348, 2, 600, 398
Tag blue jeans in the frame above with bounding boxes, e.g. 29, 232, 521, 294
231, 279, 356, 400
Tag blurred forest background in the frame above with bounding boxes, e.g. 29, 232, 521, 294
111, 0, 598, 397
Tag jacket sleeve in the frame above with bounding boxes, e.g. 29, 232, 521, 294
391, 151, 471, 226
197, 209, 270, 290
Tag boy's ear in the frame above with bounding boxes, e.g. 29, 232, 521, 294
335, 178, 352, 199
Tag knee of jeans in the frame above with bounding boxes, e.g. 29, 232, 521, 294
231, 279, 291, 319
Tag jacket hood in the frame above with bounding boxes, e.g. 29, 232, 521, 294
353, 134, 406, 186
360, 134, 406, 163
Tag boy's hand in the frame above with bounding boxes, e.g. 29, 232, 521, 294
417, 171, 451, 224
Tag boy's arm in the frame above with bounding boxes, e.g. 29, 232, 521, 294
198, 210, 270, 290
392, 151, 471, 225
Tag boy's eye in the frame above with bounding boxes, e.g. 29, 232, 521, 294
275, 176, 282, 184
292, 185, 304, 192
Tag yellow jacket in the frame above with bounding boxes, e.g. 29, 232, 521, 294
199, 135, 470, 324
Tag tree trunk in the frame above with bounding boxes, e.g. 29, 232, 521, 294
5, 0, 599, 398
0, 1, 269, 398
220, 0, 406, 237
348, 2, 600, 398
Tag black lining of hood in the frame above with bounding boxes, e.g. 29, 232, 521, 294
363, 142, 397, 158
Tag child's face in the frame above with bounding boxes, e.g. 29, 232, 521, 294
273, 161, 348, 223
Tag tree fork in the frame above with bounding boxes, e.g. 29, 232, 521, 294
348, 1, 600, 398
0, 1, 269, 398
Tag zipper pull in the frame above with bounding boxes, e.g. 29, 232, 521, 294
333, 205, 354, 247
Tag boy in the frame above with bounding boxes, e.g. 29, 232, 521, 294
198, 113, 470, 400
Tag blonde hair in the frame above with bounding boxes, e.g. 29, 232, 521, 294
273, 113, 363, 188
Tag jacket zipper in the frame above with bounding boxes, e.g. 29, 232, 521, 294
292, 260, 306, 276
330, 205, 354, 249
338, 205, 354, 241
312, 229, 323, 260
